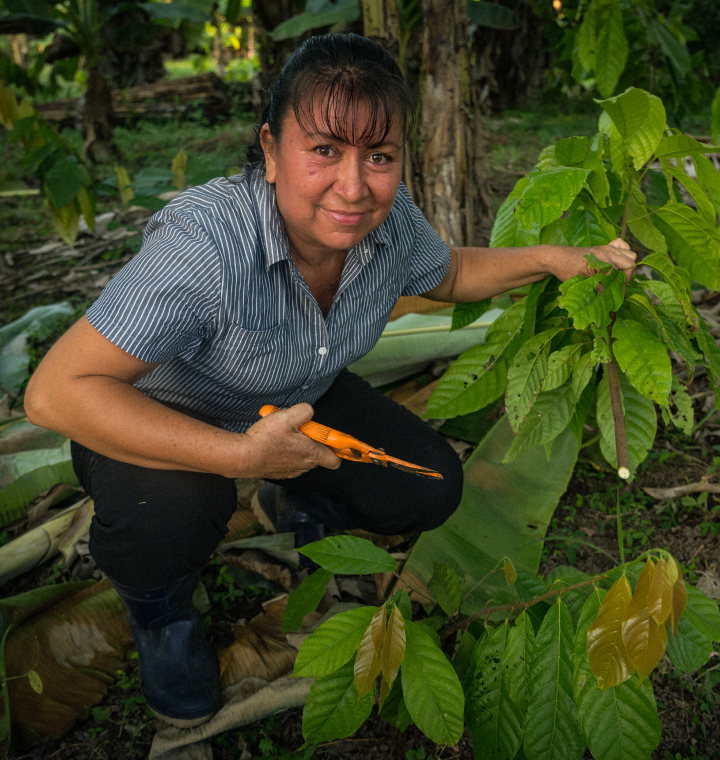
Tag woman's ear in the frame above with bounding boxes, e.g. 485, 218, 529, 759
260, 124, 276, 184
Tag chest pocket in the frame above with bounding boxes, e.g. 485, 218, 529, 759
201, 320, 290, 388
343, 285, 398, 362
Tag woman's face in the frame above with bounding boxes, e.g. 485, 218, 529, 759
261, 101, 404, 260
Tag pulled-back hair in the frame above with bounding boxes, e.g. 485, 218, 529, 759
245, 33, 415, 166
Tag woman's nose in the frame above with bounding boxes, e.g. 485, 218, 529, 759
334, 155, 367, 202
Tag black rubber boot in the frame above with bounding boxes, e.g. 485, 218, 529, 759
110, 571, 220, 727
252, 484, 352, 569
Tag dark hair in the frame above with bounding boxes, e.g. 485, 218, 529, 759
245, 33, 415, 166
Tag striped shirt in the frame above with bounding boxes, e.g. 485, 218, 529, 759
86, 164, 451, 432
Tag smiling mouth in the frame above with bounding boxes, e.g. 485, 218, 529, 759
323, 208, 368, 226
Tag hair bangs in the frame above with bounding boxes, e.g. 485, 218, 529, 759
293, 66, 404, 148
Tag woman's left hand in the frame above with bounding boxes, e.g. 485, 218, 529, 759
548, 238, 637, 283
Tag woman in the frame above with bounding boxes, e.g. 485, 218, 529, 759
25, 33, 635, 727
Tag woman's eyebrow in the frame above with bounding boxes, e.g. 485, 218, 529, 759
303, 131, 401, 151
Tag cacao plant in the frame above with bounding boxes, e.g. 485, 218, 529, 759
285, 534, 719, 760
428, 86, 720, 482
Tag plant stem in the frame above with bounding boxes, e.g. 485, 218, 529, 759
616, 486, 625, 565
606, 321, 631, 478
440, 574, 608, 639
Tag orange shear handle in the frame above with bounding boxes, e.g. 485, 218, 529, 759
258, 405, 379, 463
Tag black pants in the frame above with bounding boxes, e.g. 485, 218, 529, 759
72, 370, 464, 589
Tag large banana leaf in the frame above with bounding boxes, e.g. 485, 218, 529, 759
0, 419, 66, 456
398, 416, 578, 616
0, 438, 71, 489
0, 580, 134, 754
0, 303, 74, 395
349, 309, 503, 387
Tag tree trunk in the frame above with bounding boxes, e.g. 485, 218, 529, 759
471, 0, 547, 113
362, 0, 401, 58
419, 0, 492, 247
82, 67, 115, 162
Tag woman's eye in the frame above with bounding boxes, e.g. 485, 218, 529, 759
316, 146, 333, 157
369, 153, 389, 165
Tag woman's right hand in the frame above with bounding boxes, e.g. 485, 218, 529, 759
241, 403, 341, 479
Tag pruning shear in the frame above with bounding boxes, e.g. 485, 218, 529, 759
258, 405, 444, 480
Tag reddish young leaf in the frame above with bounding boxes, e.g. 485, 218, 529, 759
669, 575, 688, 639
380, 605, 406, 689
648, 558, 673, 625
354, 608, 385, 698
622, 560, 668, 680
587, 575, 635, 689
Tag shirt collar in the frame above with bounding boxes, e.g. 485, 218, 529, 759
250, 164, 390, 270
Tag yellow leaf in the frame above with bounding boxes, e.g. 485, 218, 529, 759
648, 558, 673, 625
27, 670, 43, 694
669, 574, 687, 639
50, 202, 79, 246
378, 675, 392, 709
370, 603, 386, 653
622, 560, 668, 681
587, 575, 635, 689
18, 98, 35, 119
76, 186, 95, 232
354, 612, 383, 698
503, 558, 517, 586
0, 82, 20, 129
171, 148, 187, 191
667, 555, 679, 586
380, 605, 405, 689
115, 165, 134, 204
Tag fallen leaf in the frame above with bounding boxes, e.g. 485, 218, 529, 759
697, 570, 720, 600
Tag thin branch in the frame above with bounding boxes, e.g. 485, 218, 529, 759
440, 575, 608, 639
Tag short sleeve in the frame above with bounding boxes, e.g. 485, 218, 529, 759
85, 208, 221, 363
398, 188, 452, 296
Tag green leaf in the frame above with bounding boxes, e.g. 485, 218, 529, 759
454, 630, 477, 685
612, 316, 672, 406
575, 667, 662, 760
640, 257, 693, 325
594, 0, 628, 98
390, 589, 412, 621
302, 658, 375, 743
140, 2, 212, 22
299, 536, 395, 575
583, 139, 610, 207
377, 674, 413, 730
465, 622, 524, 760
490, 197, 541, 248
524, 599, 584, 760
44, 155, 83, 211
626, 192, 667, 255
665, 613, 713, 673
693, 154, 720, 217
571, 350, 595, 400
652, 203, 720, 290
506, 329, 562, 432
427, 562, 462, 617
399, 417, 578, 619
452, 300, 493, 332
506, 612, 535, 714
0, 461, 79, 530
543, 344, 583, 393
293, 606, 378, 677
712, 85, 720, 147
562, 207, 612, 247
574, 588, 605, 660
555, 137, 589, 167
427, 301, 525, 419
597, 88, 666, 170
655, 135, 720, 160
27, 669, 42, 694
596, 370, 656, 476
695, 319, 720, 390
664, 167, 716, 226
402, 621, 464, 746
270, 0, 360, 40
668, 376, 693, 437
682, 585, 720, 643
503, 382, 576, 464
516, 168, 589, 231
558, 268, 625, 331
466, 1, 519, 29
651, 20, 691, 78
282, 568, 334, 634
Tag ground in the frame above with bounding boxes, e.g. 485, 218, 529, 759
2, 101, 719, 760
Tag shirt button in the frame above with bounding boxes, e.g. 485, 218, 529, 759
301, 385, 309, 390
318, 346, 327, 355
